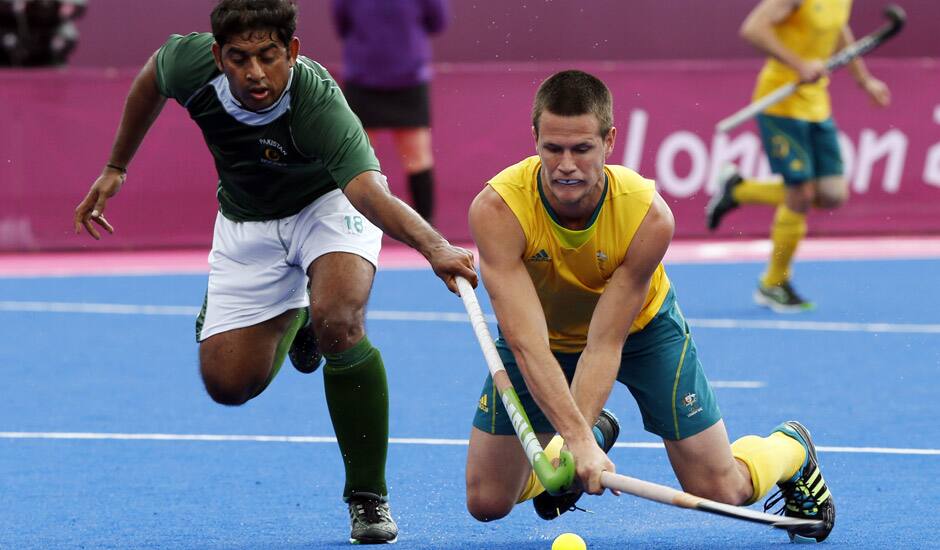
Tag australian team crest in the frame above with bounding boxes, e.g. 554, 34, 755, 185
682, 392, 703, 417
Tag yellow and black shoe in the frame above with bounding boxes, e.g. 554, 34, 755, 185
755, 281, 815, 314
764, 421, 835, 543
532, 409, 620, 520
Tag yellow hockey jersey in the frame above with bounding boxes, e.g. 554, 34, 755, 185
754, 0, 852, 121
488, 156, 671, 353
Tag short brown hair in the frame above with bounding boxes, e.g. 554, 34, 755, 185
532, 70, 613, 137
210, 0, 297, 48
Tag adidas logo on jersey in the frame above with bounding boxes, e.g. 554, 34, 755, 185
478, 394, 489, 413
527, 249, 551, 262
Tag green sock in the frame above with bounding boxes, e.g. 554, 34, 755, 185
323, 336, 389, 500
249, 307, 307, 400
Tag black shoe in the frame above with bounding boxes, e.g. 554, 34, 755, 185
288, 309, 322, 374
348, 492, 399, 544
763, 421, 835, 543
705, 165, 742, 231
754, 280, 815, 314
532, 409, 620, 520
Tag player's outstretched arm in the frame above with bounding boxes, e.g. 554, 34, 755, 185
469, 186, 613, 495
572, 193, 675, 428
343, 171, 477, 293
73, 53, 167, 239
839, 26, 891, 107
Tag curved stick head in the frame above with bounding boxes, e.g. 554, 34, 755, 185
884, 4, 907, 31
535, 450, 577, 496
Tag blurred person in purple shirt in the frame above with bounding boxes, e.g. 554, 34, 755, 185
332, 0, 449, 224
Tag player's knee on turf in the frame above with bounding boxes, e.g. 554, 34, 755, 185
465, 468, 517, 522
310, 302, 367, 354
465, 487, 515, 522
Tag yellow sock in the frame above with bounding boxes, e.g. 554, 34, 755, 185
731, 432, 806, 505
762, 205, 807, 287
516, 434, 564, 503
732, 180, 785, 206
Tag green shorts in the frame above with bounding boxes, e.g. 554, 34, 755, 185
757, 114, 843, 186
472, 288, 721, 441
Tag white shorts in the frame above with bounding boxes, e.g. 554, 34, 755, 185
197, 189, 383, 341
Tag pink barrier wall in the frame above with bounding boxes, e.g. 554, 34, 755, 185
2, 59, 939, 252
69, 0, 936, 67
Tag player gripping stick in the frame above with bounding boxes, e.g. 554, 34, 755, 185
706, 0, 891, 312
72, 0, 476, 544
464, 69, 835, 543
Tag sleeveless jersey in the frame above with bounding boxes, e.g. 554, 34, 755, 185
488, 156, 671, 353
753, 0, 852, 121
155, 33, 380, 222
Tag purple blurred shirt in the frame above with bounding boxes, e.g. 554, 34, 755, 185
331, 0, 449, 89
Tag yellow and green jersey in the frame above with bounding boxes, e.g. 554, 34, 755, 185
155, 33, 380, 222
753, 0, 852, 121
488, 156, 671, 353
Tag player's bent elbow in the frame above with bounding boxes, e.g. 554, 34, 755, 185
739, 24, 755, 42
739, 20, 767, 47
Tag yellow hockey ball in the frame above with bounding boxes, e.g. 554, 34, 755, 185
552, 532, 587, 550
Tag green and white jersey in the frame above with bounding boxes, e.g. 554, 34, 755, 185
155, 32, 380, 222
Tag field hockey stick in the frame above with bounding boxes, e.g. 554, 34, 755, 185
456, 276, 575, 496
598, 471, 821, 530
456, 277, 821, 531
715, 4, 906, 134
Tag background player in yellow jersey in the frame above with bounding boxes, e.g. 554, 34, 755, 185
706, 0, 890, 312
464, 70, 835, 542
